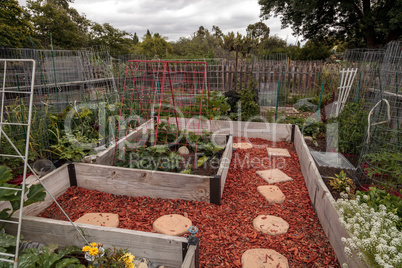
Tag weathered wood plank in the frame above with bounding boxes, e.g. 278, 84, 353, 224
5, 216, 187, 268
181, 245, 197, 268
95, 119, 154, 165
23, 165, 70, 216
217, 135, 233, 196
293, 125, 363, 268
75, 163, 211, 203
209, 121, 292, 141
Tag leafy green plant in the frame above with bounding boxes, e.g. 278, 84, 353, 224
335, 101, 369, 155
204, 91, 230, 119
301, 118, 325, 139
364, 152, 402, 186
48, 130, 97, 162
0, 165, 47, 266
232, 78, 260, 121
17, 244, 84, 268
224, 90, 240, 114
150, 121, 182, 144
119, 145, 186, 173
329, 171, 356, 194
355, 187, 402, 230
0, 165, 46, 229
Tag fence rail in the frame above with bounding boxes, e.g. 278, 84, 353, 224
208, 60, 342, 95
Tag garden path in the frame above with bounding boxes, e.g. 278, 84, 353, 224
242, 147, 291, 267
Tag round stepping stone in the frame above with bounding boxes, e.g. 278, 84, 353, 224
233, 142, 253, 149
266, 148, 291, 157
253, 215, 289, 235
242, 248, 289, 268
75, 213, 119, 228
257, 185, 285, 204
153, 214, 192, 236
256, 169, 293, 184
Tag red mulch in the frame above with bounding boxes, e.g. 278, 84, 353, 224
38, 137, 340, 267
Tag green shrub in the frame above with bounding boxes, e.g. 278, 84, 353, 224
335, 101, 369, 155
329, 171, 356, 194
234, 78, 260, 121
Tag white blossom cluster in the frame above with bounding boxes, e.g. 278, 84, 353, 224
335, 193, 402, 268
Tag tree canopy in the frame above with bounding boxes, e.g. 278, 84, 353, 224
1, 0, 345, 60
0, 0, 33, 48
27, 0, 90, 49
258, 0, 401, 48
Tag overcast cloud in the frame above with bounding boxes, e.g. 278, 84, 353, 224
18, 0, 301, 44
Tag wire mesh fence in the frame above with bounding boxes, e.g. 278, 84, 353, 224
354, 41, 402, 191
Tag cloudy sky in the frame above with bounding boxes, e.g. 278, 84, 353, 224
18, 0, 301, 44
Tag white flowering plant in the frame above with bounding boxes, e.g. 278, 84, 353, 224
335, 193, 402, 268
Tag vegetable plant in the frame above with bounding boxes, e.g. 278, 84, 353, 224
363, 151, 402, 187
17, 244, 84, 268
329, 170, 356, 195
0, 165, 46, 229
333, 101, 368, 155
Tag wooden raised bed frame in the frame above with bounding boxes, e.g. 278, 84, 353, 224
4, 162, 200, 268
3, 121, 355, 267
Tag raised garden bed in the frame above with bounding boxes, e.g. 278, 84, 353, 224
2, 121, 349, 267
2, 164, 198, 268
34, 137, 340, 267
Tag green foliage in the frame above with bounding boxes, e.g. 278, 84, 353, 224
234, 79, 260, 121
18, 244, 84, 268
89, 22, 134, 55
171, 29, 220, 59
329, 171, 356, 195
364, 152, 402, 187
301, 118, 325, 139
150, 121, 181, 144
139, 33, 173, 58
335, 101, 369, 155
120, 145, 185, 173
27, 0, 90, 49
0, 0, 33, 48
94, 246, 133, 268
355, 187, 402, 230
0, 232, 17, 267
224, 90, 240, 114
258, 0, 401, 48
0, 165, 46, 229
181, 91, 230, 119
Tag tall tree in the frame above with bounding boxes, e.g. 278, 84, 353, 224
132, 32, 139, 45
89, 22, 132, 54
171, 27, 220, 58
27, 0, 90, 49
0, 0, 33, 48
140, 33, 173, 58
246, 21, 270, 54
258, 0, 401, 48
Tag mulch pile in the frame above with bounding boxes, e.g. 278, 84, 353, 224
38, 137, 340, 267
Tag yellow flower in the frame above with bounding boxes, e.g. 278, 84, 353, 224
89, 247, 99, 256
82, 246, 90, 252
120, 253, 135, 267
90, 242, 98, 248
